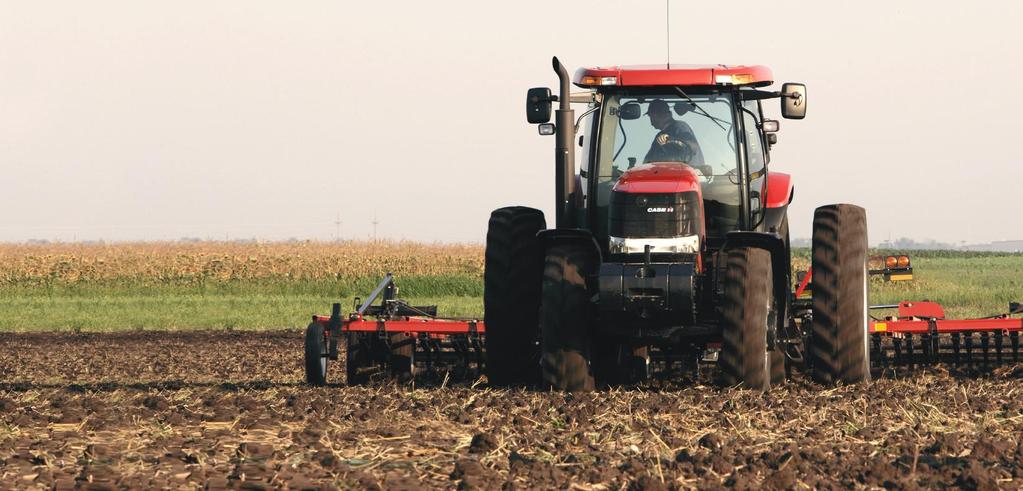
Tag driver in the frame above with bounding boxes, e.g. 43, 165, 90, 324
643, 99, 704, 165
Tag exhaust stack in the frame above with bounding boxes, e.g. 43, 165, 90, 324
552, 57, 575, 229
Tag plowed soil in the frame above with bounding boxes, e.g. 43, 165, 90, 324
3, 331, 1023, 490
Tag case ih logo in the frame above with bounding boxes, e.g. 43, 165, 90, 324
646, 207, 674, 213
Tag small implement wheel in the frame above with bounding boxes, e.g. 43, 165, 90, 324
808, 204, 871, 385
304, 322, 328, 386
719, 247, 773, 391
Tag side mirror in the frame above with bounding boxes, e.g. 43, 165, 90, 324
762, 120, 779, 133
618, 102, 641, 120
526, 87, 553, 124
780, 83, 807, 120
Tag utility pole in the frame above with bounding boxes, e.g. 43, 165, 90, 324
334, 211, 342, 242
372, 214, 379, 242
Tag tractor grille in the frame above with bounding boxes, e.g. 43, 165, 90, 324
609, 191, 700, 238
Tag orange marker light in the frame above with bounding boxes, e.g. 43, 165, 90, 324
885, 256, 898, 268
579, 76, 617, 86
897, 255, 910, 268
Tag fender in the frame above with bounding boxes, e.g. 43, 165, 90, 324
723, 231, 790, 343
765, 172, 793, 209
763, 172, 793, 233
537, 228, 603, 263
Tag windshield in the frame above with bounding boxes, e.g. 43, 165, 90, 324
593, 92, 742, 238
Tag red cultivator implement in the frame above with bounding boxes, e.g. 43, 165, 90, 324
304, 274, 486, 386
869, 300, 1023, 369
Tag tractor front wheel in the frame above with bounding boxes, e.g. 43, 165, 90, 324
719, 247, 773, 391
807, 204, 871, 385
540, 244, 596, 392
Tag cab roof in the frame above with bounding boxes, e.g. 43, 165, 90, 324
573, 64, 773, 88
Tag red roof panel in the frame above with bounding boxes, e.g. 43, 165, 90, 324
574, 64, 773, 88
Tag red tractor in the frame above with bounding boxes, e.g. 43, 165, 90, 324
482, 58, 870, 391
304, 59, 1021, 388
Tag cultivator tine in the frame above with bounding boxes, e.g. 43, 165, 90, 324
905, 334, 914, 369
951, 333, 961, 367
995, 331, 1004, 364
1011, 332, 1020, 362
893, 337, 903, 366
872, 334, 886, 369
965, 332, 974, 366
921, 334, 933, 364
981, 332, 990, 367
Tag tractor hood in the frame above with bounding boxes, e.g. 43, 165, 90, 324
612, 163, 702, 194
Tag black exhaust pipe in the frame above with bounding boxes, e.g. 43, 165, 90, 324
552, 57, 575, 229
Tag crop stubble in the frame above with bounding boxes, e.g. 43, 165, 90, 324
3, 331, 1023, 489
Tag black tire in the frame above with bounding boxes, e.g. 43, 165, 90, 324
483, 207, 546, 386
719, 247, 772, 391
345, 332, 374, 386
540, 243, 596, 392
304, 323, 328, 386
808, 204, 870, 385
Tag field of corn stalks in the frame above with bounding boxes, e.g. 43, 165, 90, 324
0, 241, 483, 288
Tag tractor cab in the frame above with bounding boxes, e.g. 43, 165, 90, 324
527, 62, 806, 259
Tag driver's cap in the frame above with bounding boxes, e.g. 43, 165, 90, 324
645, 99, 670, 115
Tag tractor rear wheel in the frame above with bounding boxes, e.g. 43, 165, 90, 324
808, 204, 871, 385
304, 322, 328, 386
540, 243, 596, 392
719, 247, 773, 391
483, 207, 546, 386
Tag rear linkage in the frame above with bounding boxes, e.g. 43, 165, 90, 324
304, 273, 486, 386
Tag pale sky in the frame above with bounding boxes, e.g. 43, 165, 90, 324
2, 1, 1021, 244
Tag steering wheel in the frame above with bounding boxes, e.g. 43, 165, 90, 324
677, 140, 696, 163
726, 167, 740, 184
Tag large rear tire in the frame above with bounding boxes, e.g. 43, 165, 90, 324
719, 247, 772, 391
304, 323, 328, 386
808, 204, 871, 385
540, 244, 596, 392
483, 207, 546, 386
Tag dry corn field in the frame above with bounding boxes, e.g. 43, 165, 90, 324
0, 241, 483, 287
